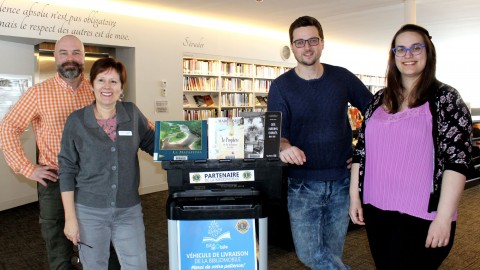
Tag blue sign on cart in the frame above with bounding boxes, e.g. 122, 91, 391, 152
178, 219, 257, 270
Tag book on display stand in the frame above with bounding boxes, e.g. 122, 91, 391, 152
154, 120, 208, 161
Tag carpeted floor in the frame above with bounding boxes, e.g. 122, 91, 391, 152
0, 185, 479, 269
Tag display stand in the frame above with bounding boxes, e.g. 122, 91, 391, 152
163, 158, 289, 270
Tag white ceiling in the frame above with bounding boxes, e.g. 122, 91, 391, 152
113, 0, 480, 51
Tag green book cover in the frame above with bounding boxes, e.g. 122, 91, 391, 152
154, 120, 207, 161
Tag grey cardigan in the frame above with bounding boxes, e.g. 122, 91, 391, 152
59, 101, 155, 208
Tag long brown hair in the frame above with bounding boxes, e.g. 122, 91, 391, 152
384, 24, 437, 113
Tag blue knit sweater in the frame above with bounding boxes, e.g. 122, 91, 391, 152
267, 64, 373, 181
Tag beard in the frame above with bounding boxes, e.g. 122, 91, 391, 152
298, 58, 318, 66
294, 49, 321, 67
57, 61, 84, 79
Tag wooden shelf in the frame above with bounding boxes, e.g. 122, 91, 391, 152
183, 57, 292, 120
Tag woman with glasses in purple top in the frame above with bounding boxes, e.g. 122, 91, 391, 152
349, 24, 472, 270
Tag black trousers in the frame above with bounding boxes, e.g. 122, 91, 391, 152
363, 204, 455, 270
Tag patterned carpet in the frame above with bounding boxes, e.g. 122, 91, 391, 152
1, 185, 479, 270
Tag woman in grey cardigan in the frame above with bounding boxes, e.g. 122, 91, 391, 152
59, 57, 155, 270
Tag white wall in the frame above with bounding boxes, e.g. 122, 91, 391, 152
430, 28, 480, 108
0, 0, 299, 210
0, 39, 38, 210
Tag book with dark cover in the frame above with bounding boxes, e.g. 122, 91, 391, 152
193, 95, 206, 107
256, 96, 267, 106
241, 111, 266, 158
263, 111, 281, 158
154, 120, 207, 161
203, 94, 215, 107
262, 96, 268, 105
240, 111, 281, 158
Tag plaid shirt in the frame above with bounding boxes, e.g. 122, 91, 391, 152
0, 73, 94, 178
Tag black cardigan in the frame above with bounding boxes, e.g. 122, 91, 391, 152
352, 82, 472, 212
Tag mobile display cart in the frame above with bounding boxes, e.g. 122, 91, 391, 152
163, 158, 287, 270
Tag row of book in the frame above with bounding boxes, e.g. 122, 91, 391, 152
184, 94, 215, 107
184, 94, 267, 108
184, 94, 268, 109
220, 93, 251, 107
183, 77, 219, 92
154, 111, 281, 161
183, 77, 272, 93
220, 62, 255, 77
183, 58, 291, 78
255, 66, 290, 79
221, 78, 253, 92
183, 109, 217, 120
183, 59, 219, 75
254, 79, 273, 93
219, 108, 253, 118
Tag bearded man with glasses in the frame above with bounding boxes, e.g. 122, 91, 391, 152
267, 16, 373, 270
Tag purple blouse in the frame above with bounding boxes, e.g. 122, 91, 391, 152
363, 102, 452, 221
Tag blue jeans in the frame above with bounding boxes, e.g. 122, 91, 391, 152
76, 203, 147, 270
288, 177, 351, 270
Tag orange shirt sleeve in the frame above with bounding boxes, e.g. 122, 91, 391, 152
0, 86, 39, 177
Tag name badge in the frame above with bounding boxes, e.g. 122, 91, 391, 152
119, 131, 132, 136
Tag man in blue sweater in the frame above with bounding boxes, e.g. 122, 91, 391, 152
268, 16, 373, 270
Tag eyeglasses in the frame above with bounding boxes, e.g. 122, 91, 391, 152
392, 43, 425, 57
292, 37, 321, 48
77, 241, 93, 251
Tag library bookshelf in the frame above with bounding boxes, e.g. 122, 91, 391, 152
182, 56, 292, 120
355, 74, 385, 94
